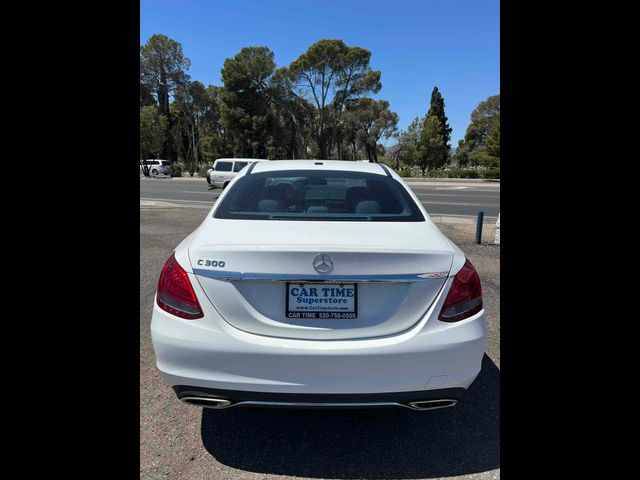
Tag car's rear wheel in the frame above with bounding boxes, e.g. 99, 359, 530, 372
223, 181, 229, 189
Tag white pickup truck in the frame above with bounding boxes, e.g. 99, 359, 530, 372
206, 158, 269, 189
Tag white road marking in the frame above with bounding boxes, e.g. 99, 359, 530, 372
415, 193, 496, 198
419, 201, 495, 206
140, 197, 215, 204
417, 186, 497, 192
178, 190, 220, 195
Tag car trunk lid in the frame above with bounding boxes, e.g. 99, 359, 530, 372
189, 219, 453, 340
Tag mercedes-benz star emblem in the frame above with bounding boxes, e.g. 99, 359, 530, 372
313, 254, 334, 274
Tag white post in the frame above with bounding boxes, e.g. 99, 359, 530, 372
495, 213, 500, 244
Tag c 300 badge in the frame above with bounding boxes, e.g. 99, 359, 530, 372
197, 259, 226, 268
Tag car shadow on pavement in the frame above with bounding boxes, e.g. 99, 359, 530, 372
200, 354, 499, 479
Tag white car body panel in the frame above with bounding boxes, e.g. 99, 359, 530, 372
151, 160, 487, 404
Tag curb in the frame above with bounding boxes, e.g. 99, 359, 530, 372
140, 200, 183, 208
140, 200, 210, 209
403, 178, 500, 189
405, 181, 499, 188
140, 175, 206, 181
430, 215, 498, 225
403, 177, 499, 183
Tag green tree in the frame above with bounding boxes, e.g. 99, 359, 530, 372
453, 138, 470, 167
344, 98, 398, 162
168, 103, 191, 167
462, 94, 500, 166
140, 84, 155, 108
220, 46, 277, 158
482, 114, 500, 164
395, 117, 423, 171
270, 67, 313, 159
418, 115, 447, 175
198, 85, 234, 162
140, 34, 191, 162
426, 87, 452, 157
288, 39, 381, 158
140, 106, 168, 173
171, 81, 219, 174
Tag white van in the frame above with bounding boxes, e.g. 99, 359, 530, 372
206, 158, 269, 189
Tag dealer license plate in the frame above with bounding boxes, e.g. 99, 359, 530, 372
286, 282, 357, 319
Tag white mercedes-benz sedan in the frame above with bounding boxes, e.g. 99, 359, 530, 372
150, 160, 486, 411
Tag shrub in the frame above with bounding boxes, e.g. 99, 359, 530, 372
481, 168, 500, 179
457, 169, 480, 179
427, 169, 447, 178
171, 161, 184, 177
422, 167, 500, 179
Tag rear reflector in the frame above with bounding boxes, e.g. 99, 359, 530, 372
156, 253, 204, 319
438, 259, 482, 322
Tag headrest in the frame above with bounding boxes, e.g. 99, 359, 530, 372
258, 199, 280, 212
355, 200, 380, 214
306, 205, 329, 213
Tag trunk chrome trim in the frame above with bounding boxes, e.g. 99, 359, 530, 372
193, 269, 449, 283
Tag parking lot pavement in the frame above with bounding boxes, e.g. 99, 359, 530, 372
140, 207, 500, 480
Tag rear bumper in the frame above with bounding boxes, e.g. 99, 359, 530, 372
173, 385, 465, 411
151, 298, 487, 395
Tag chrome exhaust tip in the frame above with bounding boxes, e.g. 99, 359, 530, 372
180, 396, 232, 409
407, 399, 457, 411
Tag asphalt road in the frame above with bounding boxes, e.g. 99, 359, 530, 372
140, 177, 500, 219
140, 207, 500, 480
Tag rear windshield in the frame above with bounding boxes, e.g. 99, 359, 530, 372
233, 161, 249, 172
215, 161, 233, 172
214, 170, 424, 222
161, 161, 170, 166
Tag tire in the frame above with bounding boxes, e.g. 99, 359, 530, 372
223, 181, 229, 190
152, 169, 158, 175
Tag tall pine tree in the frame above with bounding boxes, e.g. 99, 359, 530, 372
427, 87, 453, 159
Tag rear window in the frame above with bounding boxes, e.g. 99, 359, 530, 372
233, 161, 249, 172
214, 170, 424, 222
214, 161, 232, 172
161, 161, 170, 166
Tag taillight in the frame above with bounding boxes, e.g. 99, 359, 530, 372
438, 259, 483, 322
156, 253, 204, 319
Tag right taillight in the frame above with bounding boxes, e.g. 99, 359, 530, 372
438, 259, 483, 322
156, 253, 204, 320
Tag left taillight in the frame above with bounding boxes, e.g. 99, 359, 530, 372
156, 253, 204, 319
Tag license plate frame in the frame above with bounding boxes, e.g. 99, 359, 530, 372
285, 282, 358, 319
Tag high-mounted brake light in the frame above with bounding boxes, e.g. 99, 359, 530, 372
438, 259, 483, 322
156, 253, 204, 319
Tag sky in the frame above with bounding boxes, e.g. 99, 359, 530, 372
141, 0, 499, 147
